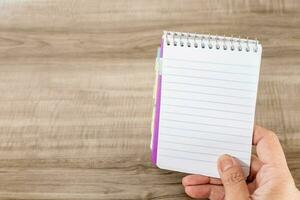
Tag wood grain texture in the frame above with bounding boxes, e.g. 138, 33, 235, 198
0, 0, 299, 199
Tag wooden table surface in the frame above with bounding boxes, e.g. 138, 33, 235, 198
0, 0, 299, 199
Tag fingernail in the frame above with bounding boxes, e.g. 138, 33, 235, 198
218, 154, 233, 172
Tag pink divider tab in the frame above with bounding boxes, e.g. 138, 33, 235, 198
151, 39, 163, 165
151, 75, 162, 165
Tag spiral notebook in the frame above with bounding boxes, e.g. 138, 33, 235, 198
151, 31, 262, 178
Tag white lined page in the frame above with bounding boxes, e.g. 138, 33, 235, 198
157, 33, 262, 178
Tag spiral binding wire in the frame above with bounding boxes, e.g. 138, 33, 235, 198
165, 31, 259, 53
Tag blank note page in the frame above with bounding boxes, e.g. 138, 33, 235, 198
156, 32, 262, 178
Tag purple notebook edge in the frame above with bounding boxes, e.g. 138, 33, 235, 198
151, 40, 163, 165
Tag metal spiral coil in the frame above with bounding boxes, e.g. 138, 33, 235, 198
165, 31, 259, 53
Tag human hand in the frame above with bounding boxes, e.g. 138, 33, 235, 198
182, 125, 300, 200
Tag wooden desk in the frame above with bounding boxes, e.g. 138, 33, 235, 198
0, 0, 299, 199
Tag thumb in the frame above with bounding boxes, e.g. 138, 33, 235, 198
218, 154, 250, 200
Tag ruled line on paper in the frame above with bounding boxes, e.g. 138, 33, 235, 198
163, 57, 257, 68
159, 153, 216, 164
160, 146, 249, 160
165, 81, 257, 92
163, 111, 252, 123
159, 132, 250, 145
159, 154, 249, 168
161, 103, 253, 115
160, 125, 250, 138
164, 88, 254, 99
163, 96, 253, 107
162, 118, 250, 130
164, 73, 257, 84
161, 104, 253, 121
160, 139, 250, 153
166, 65, 258, 76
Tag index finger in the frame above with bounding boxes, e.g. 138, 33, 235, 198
182, 175, 222, 186
252, 125, 287, 166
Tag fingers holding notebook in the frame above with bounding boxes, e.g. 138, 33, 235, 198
182, 126, 300, 199
150, 31, 299, 199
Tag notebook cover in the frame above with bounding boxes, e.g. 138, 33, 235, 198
151, 40, 163, 165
